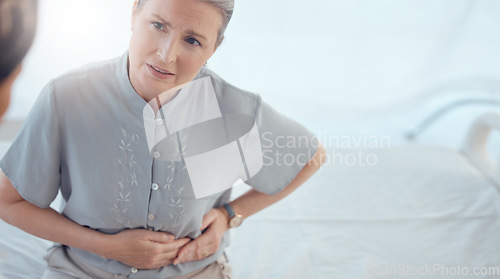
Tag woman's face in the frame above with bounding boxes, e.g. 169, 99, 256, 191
129, 0, 222, 101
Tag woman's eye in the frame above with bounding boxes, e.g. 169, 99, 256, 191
185, 37, 201, 46
152, 22, 164, 31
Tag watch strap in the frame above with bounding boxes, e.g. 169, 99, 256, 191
223, 203, 235, 219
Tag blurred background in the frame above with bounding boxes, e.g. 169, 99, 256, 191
3, 0, 500, 149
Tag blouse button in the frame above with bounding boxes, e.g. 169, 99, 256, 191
156, 118, 164, 125
148, 214, 155, 220
152, 183, 159, 191
153, 151, 161, 159
131, 267, 138, 274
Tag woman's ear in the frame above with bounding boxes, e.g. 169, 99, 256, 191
213, 36, 224, 54
0, 64, 22, 119
131, 1, 140, 31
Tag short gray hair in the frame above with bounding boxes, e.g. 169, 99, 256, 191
136, 0, 234, 46
0, 0, 38, 81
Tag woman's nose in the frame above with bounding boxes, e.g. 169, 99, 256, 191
157, 38, 179, 64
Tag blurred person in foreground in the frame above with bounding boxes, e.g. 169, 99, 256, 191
0, 0, 37, 119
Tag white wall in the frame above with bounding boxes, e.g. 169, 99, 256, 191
5, 0, 500, 135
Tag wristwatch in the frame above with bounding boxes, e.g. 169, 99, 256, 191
223, 203, 243, 228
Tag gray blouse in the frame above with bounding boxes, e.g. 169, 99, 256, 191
0, 52, 318, 278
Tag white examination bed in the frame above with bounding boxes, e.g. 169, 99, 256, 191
1, 112, 499, 278
228, 112, 500, 279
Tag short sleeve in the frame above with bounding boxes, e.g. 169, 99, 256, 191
245, 97, 319, 195
0, 80, 61, 208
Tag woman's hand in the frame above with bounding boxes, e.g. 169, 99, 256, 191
103, 229, 191, 269
172, 208, 229, 265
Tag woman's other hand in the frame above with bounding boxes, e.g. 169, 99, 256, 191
104, 229, 191, 269
172, 208, 229, 265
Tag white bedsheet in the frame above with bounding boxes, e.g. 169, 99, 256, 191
228, 146, 500, 278
1, 144, 500, 278
0, 220, 50, 278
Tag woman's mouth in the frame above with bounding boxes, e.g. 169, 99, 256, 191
147, 63, 175, 79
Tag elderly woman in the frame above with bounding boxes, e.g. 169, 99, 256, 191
0, 0, 326, 278
0, 0, 37, 118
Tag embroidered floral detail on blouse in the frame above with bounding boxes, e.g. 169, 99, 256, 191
112, 128, 140, 226
163, 132, 188, 229
165, 174, 185, 226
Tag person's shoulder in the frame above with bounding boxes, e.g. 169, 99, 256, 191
198, 67, 261, 107
51, 55, 122, 91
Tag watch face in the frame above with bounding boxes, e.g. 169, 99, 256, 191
230, 215, 243, 228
